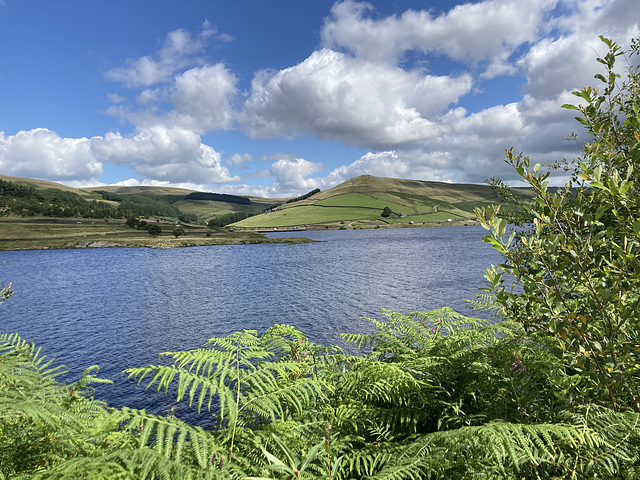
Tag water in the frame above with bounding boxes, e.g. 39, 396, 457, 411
0, 225, 501, 420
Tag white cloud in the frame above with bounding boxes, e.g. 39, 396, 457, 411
170, 64, 238, 132
0, 129, 101, 181
105, 22, 222, 88
7, 1, 638, 198
242, 48, 472, 149
107, 93, 126, 103
266, 157, 324, 195
226, 153, 254, 168
518, 16, 640, 100
90, 126, 240, 184
325, 151, 409, 184
0, 126, 241, 187
105, 63, 238, 136
321, 0, 557, 72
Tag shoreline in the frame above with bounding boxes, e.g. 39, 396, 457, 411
0, 217, 479, 252
0, 235, 317, 252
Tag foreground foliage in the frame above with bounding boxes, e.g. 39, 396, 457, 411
2, 36, 640, 478
2, 312, 640, 479
478, 36, 640, 414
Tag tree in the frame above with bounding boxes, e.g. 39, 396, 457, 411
476, 36, 640, 412
147, 224, 162, 237
381, 206, 392, 217
172, 226, 185, 238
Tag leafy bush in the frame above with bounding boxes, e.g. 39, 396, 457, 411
477, 36, 640, 413
147, 224, 162, 237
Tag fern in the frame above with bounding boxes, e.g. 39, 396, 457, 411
124, 325, 333, 456
3, 309, 640, 478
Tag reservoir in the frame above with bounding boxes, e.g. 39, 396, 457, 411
0, 225, 502, 418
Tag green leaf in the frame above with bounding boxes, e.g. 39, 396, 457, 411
595, 205, 609, 220
482, 235, 506, 254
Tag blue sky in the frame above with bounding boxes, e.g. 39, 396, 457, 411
1, 0, 638, 197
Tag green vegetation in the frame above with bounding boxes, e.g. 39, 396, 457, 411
477, 35, 640, 414
208, 211, 255, 227
233, 176, 532, 229
0, 178, 303, 248
2, 36, 640, 479
184, 192, 252, 204
0, 217, 315, 250
0, 179, 119, 219
285, 187, 321, 204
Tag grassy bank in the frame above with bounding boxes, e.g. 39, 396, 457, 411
0, 217, 314, 251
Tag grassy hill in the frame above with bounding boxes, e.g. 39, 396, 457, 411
0, 175, 310, 250
85, 185, 283, 225
1, 173, 533, 235
0, 174, 107, 202
233, 175, 533, 229
0, 174, 288, 225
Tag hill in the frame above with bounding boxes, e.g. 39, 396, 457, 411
0, 175, 310, 250
233, 174, 534, 229
1, 173, 532, 230
0, 174, 286, 230
83, 184, 285, 224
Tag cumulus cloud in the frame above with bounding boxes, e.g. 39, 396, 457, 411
105, 63, 238, 136
321, 0, 557, 73
91, 126, 240, 184
170, 64, 238, 132
7, 1, 638, 196
242, 48, 472, 149
105, 21, 223, 88
0, 126, 240, 187
226, 153, 254, 168
266, 157, 324, 195
0, 129, 101, 181
325, 151, 409, 184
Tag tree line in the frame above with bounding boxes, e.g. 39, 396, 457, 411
0, 181, 119, 219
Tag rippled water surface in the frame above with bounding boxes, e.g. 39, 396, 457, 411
1, 225, 501, 417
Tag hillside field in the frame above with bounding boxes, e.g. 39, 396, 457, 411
233, 175, 533, 229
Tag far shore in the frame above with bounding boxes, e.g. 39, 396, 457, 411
245, 218, 480, 233
0, 216, 479, 252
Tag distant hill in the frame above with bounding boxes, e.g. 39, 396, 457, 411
0, 174, 286, 224
0, 173, 532, 228
0, 174, 104, 200
86, 184, 197, 196
233, 174, 534, 229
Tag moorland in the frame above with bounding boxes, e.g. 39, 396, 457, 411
0, 173, 532, 250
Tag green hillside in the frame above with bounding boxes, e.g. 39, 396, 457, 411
83, 184, 281, 224
0, 173, 533, 231
0, 175, 308, 250
233, 175, 533, 229
0, 174, 290, 227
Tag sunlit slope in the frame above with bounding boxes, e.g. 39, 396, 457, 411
233, 175, 532, 228
85, 186, 285, 223
1, 174, 106, 201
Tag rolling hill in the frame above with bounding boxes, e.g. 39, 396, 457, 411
1, 173, 531, 230
0, 174, 283, 225
233, 175, 533, 229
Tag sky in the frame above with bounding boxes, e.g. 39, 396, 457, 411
1, 0, 639, 198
